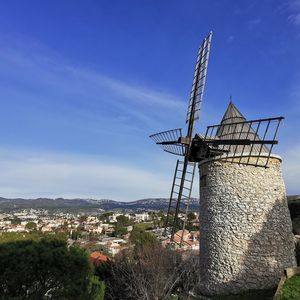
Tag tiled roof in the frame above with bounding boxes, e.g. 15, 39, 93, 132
90, 251, 109, 265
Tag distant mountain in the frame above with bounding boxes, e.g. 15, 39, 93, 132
0, 197, 200, 212
1, 195, 298, 213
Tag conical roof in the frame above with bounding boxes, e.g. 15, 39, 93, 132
216, 101, 246, 137
219, 101, 245, 125
216, 101, 269, 154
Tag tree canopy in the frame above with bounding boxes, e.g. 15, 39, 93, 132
130, 228, 158, 250
25, 221, 37, 231
0, 237, 104, 300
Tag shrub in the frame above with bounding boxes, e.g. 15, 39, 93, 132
0, 237, 104, 299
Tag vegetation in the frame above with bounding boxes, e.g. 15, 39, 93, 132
0, 231, 67, 243
288, 197, 300, 265
10, 217, 21, 225
187, 212, 196, 221
0, 235, 105, 300
116, 215, 131, 226
113, 224, 128, 237
276, 275, 300, 300
203, 289, 275, 300
95, 244, 198, 300
25, 221, 37, 231
130, 227, 158, 249
98, 212, 113, 222
133, 221, 154, 231
288, 197, 300, 234
88, 244, 111, 257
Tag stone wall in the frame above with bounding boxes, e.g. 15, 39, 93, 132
199, 155, 296, 296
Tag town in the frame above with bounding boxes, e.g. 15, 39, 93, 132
0, 208, 200, 257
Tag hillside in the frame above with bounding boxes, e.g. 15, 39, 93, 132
1, 195, 297, 214
0, 197, 199, 212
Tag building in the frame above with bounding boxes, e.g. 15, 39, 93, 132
90, 251, 109, 266
198, 102, 296, 295
162, 229, 199, 251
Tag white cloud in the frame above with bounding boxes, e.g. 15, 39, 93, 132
0, 148, 173, 201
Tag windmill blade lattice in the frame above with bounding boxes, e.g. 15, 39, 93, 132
186, 32, 212, 125
203, 116, 284, 167
150, 32, 213, 248
149, 128, 185, 156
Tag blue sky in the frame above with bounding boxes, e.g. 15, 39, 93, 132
0, 0, 299, 200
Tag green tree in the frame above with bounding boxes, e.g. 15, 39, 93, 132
114, 224, 128, 237
116, 215, 130, 226
99, 212, 113, 222
130, 228, 158, 249
10, 217, 21, 225
0, 237, 102, 299
88, 276, 106, 300
25, 221, 37, 231
187, 212, 196, 221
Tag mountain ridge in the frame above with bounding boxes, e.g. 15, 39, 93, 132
0, 195, 298, 212
0, 197, 199, 211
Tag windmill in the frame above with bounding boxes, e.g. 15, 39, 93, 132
149, 32, 284, 248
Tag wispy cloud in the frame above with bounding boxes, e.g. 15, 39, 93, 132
288, 13, 300, 25
0, 37, 184, 134
0, 147, 174, 201
278, 0, 300, 26
0, 35, 191, 201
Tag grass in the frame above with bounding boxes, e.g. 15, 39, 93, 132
276, 274, 300, 300
209, 289, 275, 300
191, 289, 275, 300
170, 289, 275, 300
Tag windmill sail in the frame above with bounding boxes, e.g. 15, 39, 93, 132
166, 33, 212, 246
203, 102, 284, 167
150, 32, 213, 248
149, 128, 185, 156
186, 32, 212, 125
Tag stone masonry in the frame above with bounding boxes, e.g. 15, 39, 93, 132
199, 155, 296, 296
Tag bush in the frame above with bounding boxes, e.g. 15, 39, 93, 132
129, 228, 158, 249
0, 237, 104, 299
95, 243, 199, 300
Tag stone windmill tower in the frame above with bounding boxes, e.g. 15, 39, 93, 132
198, 101, 296, 295
149, 32, 296, 295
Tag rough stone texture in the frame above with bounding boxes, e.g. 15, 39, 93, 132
199, 155, 296, 296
